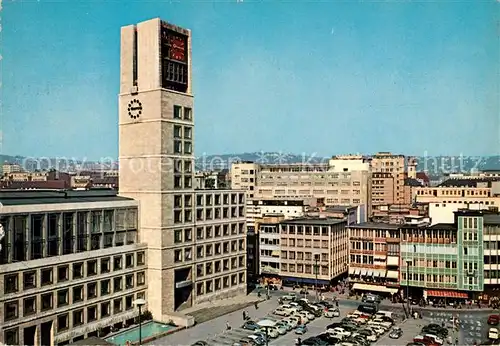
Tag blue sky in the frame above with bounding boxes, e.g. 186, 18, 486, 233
2, 0, 499, 160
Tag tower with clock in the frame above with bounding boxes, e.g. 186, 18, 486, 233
118, 18, 195, 321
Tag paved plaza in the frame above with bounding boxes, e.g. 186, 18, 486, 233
151, 289, 497, 346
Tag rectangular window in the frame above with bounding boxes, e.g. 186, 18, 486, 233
184, 107, 192, 120
173, 105, 182, 119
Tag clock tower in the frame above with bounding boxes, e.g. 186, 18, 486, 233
118, 18, 195, 321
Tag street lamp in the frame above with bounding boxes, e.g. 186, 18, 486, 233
257, 319, 276, 346
314, 254, 320, 302
133, 298, 146, 345
405, 259, 411, 318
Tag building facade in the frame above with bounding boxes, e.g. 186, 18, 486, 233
370, 152, 406, 205
118, 18, 246, 321
254, 156, 371, 217
0, 190, 146, 346
230, 162, 259, 199
279, 218, 349, 286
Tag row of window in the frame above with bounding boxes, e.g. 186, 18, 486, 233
281, 263, 330, 275
3, 291, 146, 346
4, 252, 145, 294
173, 105, 192, 121
281, 251, 327, 261
196, 272, 245, 295
4, 273, 146, 322
173, 240, 245, 262
282, 238, 346, 249
174, 223, 245, 244
196, 256, 245, 277
281, 225, 344, 236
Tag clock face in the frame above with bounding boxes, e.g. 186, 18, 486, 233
128, 99, 142, 120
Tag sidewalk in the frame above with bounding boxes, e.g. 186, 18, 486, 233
266, 286, 500, 313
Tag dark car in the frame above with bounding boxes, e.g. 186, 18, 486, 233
302, 337, 329, 346
326, 322, 341, 330
316, 301, 334, 309
242, 321, 260, 330
191, 342, 208, 346
316, 333, 341, 344
489, 315, 500, 326
422, 325, 448, 337
389, 327, 404, 339
300, 289, 309, 295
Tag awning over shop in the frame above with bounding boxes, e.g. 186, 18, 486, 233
352, 283, 399, 295
386, 270, 399, 279
387, 256, 399, 266
372, 270, 384, 277
366, 270, 373, 277
348, 267, 356, 275
426, 290, 468, 299
360, 269, 367, 276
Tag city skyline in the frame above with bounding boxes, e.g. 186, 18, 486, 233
3, 1, 499, 159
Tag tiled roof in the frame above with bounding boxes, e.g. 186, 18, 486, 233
1, 180, 69, 190
416, 172, 430, 183
428, 223, 456, 230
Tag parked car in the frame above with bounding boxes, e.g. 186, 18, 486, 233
324, 308, 340, 318
274, 323, 287, 335
273, 307, 291, 317
302, 337, 329, 345
276, 320, 292, 331
490, 328, 500, 340
317, 300, 334, 309
242, 321, 260, 330
300, 289, 309, 295
247, 335, 266, 346
389, 327, 403, 339
282, 293, 297, 301
191, 342, 208, 346
489, 315, 500, 326
296, 324, 308, 335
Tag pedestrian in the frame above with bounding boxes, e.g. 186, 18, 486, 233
226, 322, 231, 331
335, 301, 339, 308
296, 337, 302, 345
254, 301, 259, 310
243, 311, 246, 320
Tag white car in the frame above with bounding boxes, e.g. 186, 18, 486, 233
303, 311, 315, 320
328, 327, 351, 338
282, 293, 297, 301
281, 304, 299, 313
257, 327, 279, 338
273, 307, 291, 317
293, 312, 309, 324
274, 324, 287, 335
324, 309, 340, 318
366, 333, 378, 342
490, 328, 499, 340
366, 326, 385, 336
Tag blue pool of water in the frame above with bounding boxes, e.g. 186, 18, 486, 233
106, 321, 176, 345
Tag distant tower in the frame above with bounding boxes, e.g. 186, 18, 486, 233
118, 18, 194, 320
408, 157, 417, 179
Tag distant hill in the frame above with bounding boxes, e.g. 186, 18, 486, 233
2, 153, 499, 175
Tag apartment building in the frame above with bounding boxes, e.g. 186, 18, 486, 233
195, 170, 229, 190
0, 190, 146, 346
230, 162, 259, 199
347, 222, 402, 296
1, 163, 23, 175
279, 218, 349, 286
370, 152, 406, 205
254, 156, 371, 217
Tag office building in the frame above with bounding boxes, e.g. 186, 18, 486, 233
118, 18, 246, 322
279, 218, 349, 286
370, 152, 406, 205
230, 162, 259, 199
0, 190, 146, 346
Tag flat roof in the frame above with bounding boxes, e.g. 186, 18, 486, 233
428, 223, 456, 230
70, 337, 114, 345
0, 189, 134, 206
281, 217, 345, 225
484, 214, 500, 226
348, 222, 400, 230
